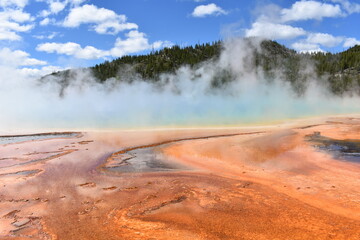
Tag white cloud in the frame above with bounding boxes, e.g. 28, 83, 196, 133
36, 42, 107, 59
0, 31, 19, 40
0, 0, 28, 8
20, 65, 64, 78
0, 9, 32, 22
66, 0, 85, 5
245, 21, 306, 40
39, 17, 50, 25
49, 1, 66, 13
253, 4, 283, 23
93, 20, 138, 35
0, 9, 34, 41
0, 48, 47, 67
330, 0, 360, 14
343, 37, 360, 48
192, 3, 227, 17
33, 32, 59, 39
306, 32, 343, 47
281, 0, 343, 22
38, 0, 86, 16
63, 4, 138, 35
37, 30, 172, 60
40, 1, 66, 17
291, 41, 324, 53
243, 1, 359, 51
0, 46, 60, 79
290, 31, 359, 51
110, 30, 172, 57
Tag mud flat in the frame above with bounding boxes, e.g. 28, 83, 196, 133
0, 118, 360, 239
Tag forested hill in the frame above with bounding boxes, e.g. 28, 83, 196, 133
41, 39, 360, 96
92, 41, 222, 81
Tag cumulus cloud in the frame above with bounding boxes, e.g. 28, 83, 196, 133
67, 0, 85, 5
0, 38, 62, 78
306, 32, 343, 47
0, 48, 47, 67
245, 21, 306, 40
0, 8, 32, 22
291, 41, 324, 53
242, 1, 360, 50
36, 30, 173, 59
63, 4, 138, 35
33, 32, 59, 39
291, 32, 360, 51
0, 9, 34, 40
330, 0, 360, 14
110, 30, 172, 57
38, 0, 86, 17
343, 37, 360, 48
281, 0, 342, 22
49, 1, 66, 13
39, 17, 50, 25
40, 1, 67, 17
19, 65, 64, 77
192, 3, 227, 17
0, 0, 28, 8
36, 42, 107, 59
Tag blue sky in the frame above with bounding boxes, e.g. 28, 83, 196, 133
1, 0, 360, 77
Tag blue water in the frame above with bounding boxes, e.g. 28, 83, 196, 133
307, 134, 360, 163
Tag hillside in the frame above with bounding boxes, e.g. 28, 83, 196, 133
41, 39, 360, 96
92, 41, 222, 82
312, 45, 360, 95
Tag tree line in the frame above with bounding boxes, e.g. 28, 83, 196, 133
43, 39, 360, 96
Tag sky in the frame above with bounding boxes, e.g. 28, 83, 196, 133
0, 0, 360, 77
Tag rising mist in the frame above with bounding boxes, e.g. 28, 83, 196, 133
1, 38, 359, 133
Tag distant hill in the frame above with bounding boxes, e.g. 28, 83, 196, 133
92, 41, 222, 82
41, 39, 360, 96
311, 45, 360, 95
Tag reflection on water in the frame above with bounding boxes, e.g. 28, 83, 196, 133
105, 147, 187, 173
306, 132, 360, 163
0, 132, 78, 145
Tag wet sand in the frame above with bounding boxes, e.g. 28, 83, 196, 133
0, 117, 360, 239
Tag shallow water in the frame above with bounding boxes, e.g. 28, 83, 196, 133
306, 133, 360, 163
0, 133, 78, 145
105, 147, 186, 173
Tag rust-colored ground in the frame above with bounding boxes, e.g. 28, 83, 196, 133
0, 117, 360, 239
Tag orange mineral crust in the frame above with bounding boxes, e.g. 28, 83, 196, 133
0, 117, 360, 239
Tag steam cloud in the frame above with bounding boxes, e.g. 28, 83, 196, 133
1, 38, 359, 133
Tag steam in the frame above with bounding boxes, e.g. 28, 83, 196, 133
1, 38, 359, 133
